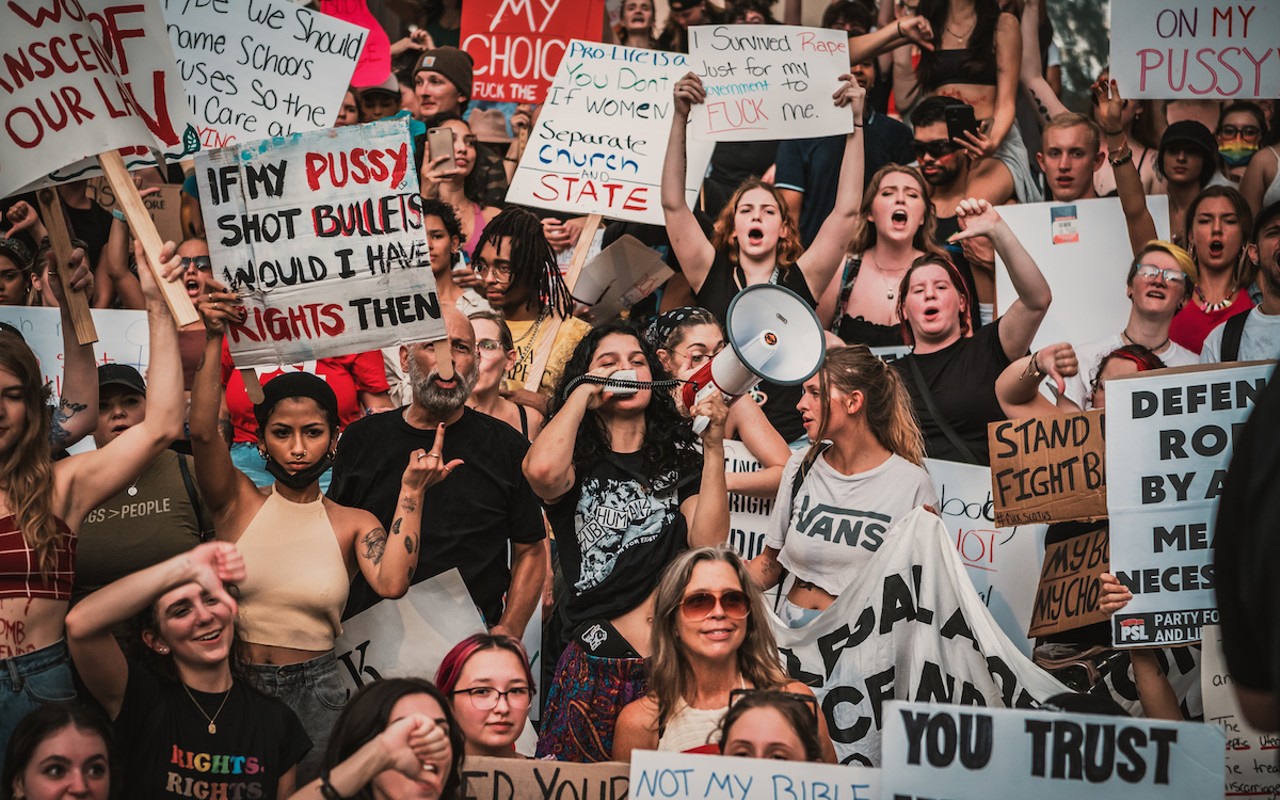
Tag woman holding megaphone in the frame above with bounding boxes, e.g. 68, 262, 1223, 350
746, 345, 936, 628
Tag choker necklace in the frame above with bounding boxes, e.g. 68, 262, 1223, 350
183, 682, 232, 735
1121, 329, 1169, 352
1195, 284, 1237, 313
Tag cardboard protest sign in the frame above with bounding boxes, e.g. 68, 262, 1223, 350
881, 700, 1225, 799
462, 757, 628, 800
460, 0, 604, 103
723, 439, 775, 562
506, 41, 713, 225
0, 306, 149, 392
926, 459, 1047, 658
1202, 625, 1280, 799
994, 197, 1171, 353
989, 410, 1107, 527
688, 25, 853, 141
571, 236, 672, 323
1027, 526, 1110, 638
1106, 362, 1271, 647
334, 569, 485, 694
631, 750, 879, 800
320, 0, 391, 87
195, 117, 444, 369
1110, 0, 1280, 99
1, 1, 197, 198
163, 0, 365, 149
770, 507, 1065, 766
85, 180, 185, 244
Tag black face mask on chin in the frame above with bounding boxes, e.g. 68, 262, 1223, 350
265, 454, 334, 490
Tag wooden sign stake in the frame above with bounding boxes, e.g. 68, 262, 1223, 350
34, 188, 97, 345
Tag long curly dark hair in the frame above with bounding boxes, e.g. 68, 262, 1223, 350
549, 323, 699, 484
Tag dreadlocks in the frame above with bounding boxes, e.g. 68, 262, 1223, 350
474, 207, 574, 319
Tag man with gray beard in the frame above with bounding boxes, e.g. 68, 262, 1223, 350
329, 307, 546, 638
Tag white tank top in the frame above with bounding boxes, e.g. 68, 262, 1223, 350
657, 702, 727, 753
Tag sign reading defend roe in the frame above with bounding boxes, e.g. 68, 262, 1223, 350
195, 117, 444, 369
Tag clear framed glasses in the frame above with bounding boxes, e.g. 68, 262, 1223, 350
1134, 264, 1187, 284
474, 260, 512, 279
452, 686, 532, 710
476, 338, 506, 355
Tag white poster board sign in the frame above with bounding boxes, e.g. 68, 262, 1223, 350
1106, 362, 1271, 646
1110, 0, 1280, 99
334, 568, 486, 693
1, 1, 196, 198
769, 508, 1065, 766
163, 0, 365, 148
631, 750, 879, 800
881, 700, 1225, 799
0, 307, 149, 390
1202, 625, 1280, 799
994, 196, 1170, 353
926, 458, 1046, 658
506, 40, 712, 225
723, 439, 775, 562
195, 117, 444, 368
688, 25, 854, 141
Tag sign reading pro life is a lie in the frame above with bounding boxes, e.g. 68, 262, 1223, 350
195, 117, 444, 369
1106, 362, 1271, 647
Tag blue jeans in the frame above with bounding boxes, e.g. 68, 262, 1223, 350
246, 652, 347, 785
0, 641, 77, 778
230, 442, 333, 493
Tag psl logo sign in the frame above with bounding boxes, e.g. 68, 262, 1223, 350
1118, 617, 1147, 642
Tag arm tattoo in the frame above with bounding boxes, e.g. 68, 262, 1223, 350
391, 518, 402, 536
362, 527, 388, 565
217, 417, 234, 445
49, 398, 87, 449
405, 536, 415, 555
399, 496, 418, 513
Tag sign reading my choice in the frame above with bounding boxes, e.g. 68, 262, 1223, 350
461, 0, 604, 103
195, 117, 444, 369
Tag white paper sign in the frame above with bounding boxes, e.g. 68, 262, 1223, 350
1202, 625, 1280, 799
1, 1, 197, 198
881, 700, 1225, 799
1106, 362, 1271, 646
162, 0, 365, 148
334, 569, 486, 694
770, 508, 1065, 766
0, 307, 149, 392
994, 196, 1170, 353
926, 458, 1047, 658
1110, 0, 1280, 99
688, 25, 854, 141
506, 40, 712, 225
195, 117, 445, 368
723, 439, 775, 562
631, 750, 879, 800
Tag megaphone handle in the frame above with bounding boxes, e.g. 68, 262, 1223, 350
691, 415, 710, 435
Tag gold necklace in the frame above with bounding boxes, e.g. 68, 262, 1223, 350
182, 682, 233, 735
513, 310, 549, 366
868, 253, 909, 300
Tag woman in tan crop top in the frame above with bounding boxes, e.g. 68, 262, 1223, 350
0, 243, 185, 772
191, 284, 453, 783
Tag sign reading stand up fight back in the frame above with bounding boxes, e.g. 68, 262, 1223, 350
162, 0, 366, 149
195, 117, 444, 368
1110, 0, 1280, 99
1, 0, 197, 198
1106, 362, 1271, 647
688, 25, 854, 141
506, 41, 713, 225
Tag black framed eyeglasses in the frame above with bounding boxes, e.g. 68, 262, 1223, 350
1218, 124, 1261, 141
911, 140, 959, 160
451, 686, 533, 710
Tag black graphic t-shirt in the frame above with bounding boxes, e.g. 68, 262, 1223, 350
546, 450, 701, 633
114, 665, 310, 799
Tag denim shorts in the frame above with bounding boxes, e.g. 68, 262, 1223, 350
0, 641, 77, 778
246, 651, 347, 785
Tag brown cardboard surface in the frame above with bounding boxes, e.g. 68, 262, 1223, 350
988, 409, 1107, 527
1028, 526, 1111, 638
85, 179, 185, 245
460, 756, 629, 800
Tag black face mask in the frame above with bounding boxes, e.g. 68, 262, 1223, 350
265, 454, 333, 490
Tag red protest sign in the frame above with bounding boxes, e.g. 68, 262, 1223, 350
460, 0, 604, 103
321, 0, 392, 87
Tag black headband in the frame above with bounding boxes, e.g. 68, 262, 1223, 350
253, 372, 340, 431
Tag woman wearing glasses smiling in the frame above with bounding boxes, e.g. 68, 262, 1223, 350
435, 634, 536, 759
612, 547, 835, 761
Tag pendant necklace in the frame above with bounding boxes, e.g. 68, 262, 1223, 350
869, 253, 908, 300
183, 682, 232, 735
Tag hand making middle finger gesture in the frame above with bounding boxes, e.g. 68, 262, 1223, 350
403, 423, 465, 491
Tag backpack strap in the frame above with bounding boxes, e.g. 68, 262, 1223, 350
1220, 310, 1249, 362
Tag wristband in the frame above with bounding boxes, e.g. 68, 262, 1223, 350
1109, 150, 1133, 167
110, 208, 126, 223
1022, 350, 1045, 381
896, 19, 903, 37
319, 774, 345, 800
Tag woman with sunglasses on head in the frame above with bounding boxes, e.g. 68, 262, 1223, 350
718, 689, 825, 762
525, 323, 729, 763
613, 547, 835, 761
465, 312, 543, 441
747, 346, 936, 628
418, 115, 500, 259
65, 543, 310, 799
435, 634, 535, 759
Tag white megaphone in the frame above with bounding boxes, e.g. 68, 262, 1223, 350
682, 284, 826, 434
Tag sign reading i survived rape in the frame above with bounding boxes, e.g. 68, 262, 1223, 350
461, 0, 604, 103
1110, 0, 1280, 99
506, 41, 713, 225
195, 117, 443, 368
1106, 362, 1271, 647
0, 0, 197, 198
162, 0, 366, 149
881, 701, 1225, 799
688, 25, 853, 141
